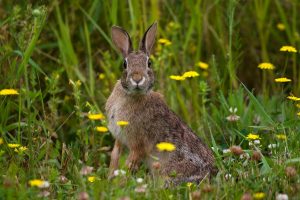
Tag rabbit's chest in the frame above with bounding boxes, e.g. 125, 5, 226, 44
107, 99, 140, 146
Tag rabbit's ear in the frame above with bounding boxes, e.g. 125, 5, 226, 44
139, 22, 157, 55
111, 26, 133, 57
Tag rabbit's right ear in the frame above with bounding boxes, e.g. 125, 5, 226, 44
111, 26, 133, 57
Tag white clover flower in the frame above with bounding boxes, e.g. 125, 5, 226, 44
254, 140, 260, 145
276, 193, 288, 200
268, 144, 279, 149
222, 149, 231, 154
136, 178, 143, 183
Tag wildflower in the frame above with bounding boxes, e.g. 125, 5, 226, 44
230, 146, 243, 155
241, 192, 252, 200
182, 71, 200, 78
275, 77, 292, 83
222, 149, 231, 154
0, 138, 3, 145
169, 75, 185, 81
29, 179, 50, 188
277, 23, 285, 31
135, 184, 147, 193
226, 107, 240, 122
87, 113, 105, 120
87, 176, 96, 183
253, 192, 265, 199
268, 144, 279, 149
99, 73, 105, 80
116, 121, 129, 126
246, 133, 261, 140
7, 143, 20, 148
113, 169, 126, 176
254, 140, 260, 145
251, 151, 262, 161
276, 193, 288, 200
136, 178, 143, 183
258, 62, 275, 70
187, 182, 193, 187
80, 166, 93, 175
158, 38, 172, 46
285, 166, 297, 178
15, 146, 28, 153
78, 192, 89, 200
276, 134, 287, 140
280, 45, 297, 53
224, 174, 232, 180
156, 142, 176, 152
0, 89, 19, 95
297, 112, 300, 116
152, 162, 161, 169
197, 61, 209, 70
59, 175, 68, 183
287, 95, 300, 101
96, 126, 108, 133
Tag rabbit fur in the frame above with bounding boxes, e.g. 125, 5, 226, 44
106, 22, 216, 185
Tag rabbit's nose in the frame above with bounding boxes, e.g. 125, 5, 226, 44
130, 75, 145, 86
132, 74, 142, 83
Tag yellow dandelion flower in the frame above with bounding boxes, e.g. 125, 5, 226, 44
287, 95, 300, 101
116, 121, 129, 126
280, 46, 297, 53
197, 62, 209, 70
297, 112, 300, 116
28, 179, 49, 188
274, 77, 292, 83
158, 38, 172, 46
0, 89, 19, 95
8, 143, 20, 148
187, 182, 193, 187
99, 73, 105, 80
276, 23, 285, 31
276, 134, 287, 140
88, 113, 105, 120
258, 62, 275, 70
253, 192, 265, 199
246, 133, 261, 140
96, 126, 108, 133
88, 176, 96, 183
156, 142, 176, 152
169, 75, 185, 81
182, 71, 200, 78
0, 138, 3, 145
15, 146, 28, 153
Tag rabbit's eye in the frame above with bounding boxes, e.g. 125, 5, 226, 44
123, 60, 127, 69
148, 60, 152, 68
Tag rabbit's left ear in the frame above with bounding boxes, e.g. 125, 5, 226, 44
139, 22, 157, 55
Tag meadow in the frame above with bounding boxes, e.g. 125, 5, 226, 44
0, 0, 300, 199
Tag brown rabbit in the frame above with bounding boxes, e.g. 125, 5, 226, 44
106, 22, 216, 185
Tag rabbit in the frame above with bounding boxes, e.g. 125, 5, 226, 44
106, 22, 217, 185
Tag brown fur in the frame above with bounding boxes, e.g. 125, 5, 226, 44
106, 23, 216, 185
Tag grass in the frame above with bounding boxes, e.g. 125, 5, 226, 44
0, 0, 300, 199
